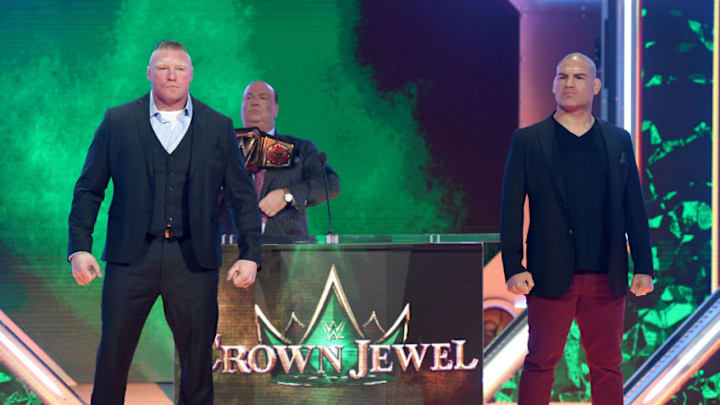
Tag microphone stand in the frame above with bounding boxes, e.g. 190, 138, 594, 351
318, 152, 338, 244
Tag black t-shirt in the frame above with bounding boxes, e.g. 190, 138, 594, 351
554, 118, 610, 273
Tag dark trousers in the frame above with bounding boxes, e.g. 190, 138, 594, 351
91, 236, 218, 405
518, 273, 626, 405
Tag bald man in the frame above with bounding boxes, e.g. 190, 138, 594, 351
220, 81, 340, 239
500, 53, 654, 404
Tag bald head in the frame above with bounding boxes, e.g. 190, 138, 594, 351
557, 52, 597, 79
241, 81, 279, 132
552, 52, 601, 114
243, 81, 278, 103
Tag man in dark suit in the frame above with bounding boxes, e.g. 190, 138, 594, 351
220, 81, 340, 238
500, 53, 655, 404
68, 40, 261, 404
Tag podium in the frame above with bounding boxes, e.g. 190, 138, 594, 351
179, 237, 485, 404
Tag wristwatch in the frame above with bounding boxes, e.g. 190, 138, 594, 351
283, 189, 294, 204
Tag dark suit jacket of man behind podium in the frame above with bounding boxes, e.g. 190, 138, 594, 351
219, 131, 340, 239
69, 93, 261, 267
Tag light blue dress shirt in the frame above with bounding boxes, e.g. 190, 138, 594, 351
149, 91, 193, 154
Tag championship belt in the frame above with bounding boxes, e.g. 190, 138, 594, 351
235, 127, 294, 172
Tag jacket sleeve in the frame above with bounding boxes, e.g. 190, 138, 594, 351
68, 110, 111, 257
500, 130, 527, 281
287, 140, 340, 210
223, 118, 263, 267
622, 132, 654, 277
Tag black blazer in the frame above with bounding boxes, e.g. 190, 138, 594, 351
68, 94, 262, 269
500, 115, 653, 297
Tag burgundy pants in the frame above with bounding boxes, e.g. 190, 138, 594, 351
518, 273, 626, 405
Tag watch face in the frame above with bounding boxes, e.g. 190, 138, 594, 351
284, 193, 293, 203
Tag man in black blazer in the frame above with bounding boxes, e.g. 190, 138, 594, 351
68, 41, 261, 404
219, 81, 340, 239
500, 53, 654, 404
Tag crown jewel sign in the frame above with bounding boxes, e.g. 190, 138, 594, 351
213, 265, 478, 386
255, 265, 410, 386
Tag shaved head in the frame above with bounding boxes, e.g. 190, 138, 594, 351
557, 52, 597, 79
149, 40, 192, 66
553, 51, 601, 114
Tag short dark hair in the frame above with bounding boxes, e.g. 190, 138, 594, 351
153, 40, 187, 53
149, 40, 191, 66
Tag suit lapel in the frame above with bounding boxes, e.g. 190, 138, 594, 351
188, 97, 201, 178
536, 115, 568, 207
260, 169, 275, 197
134, 94, 154, 181
597, 117, 623, 210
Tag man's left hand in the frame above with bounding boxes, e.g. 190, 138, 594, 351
226, 259, 258, 288
259, 189, 288, 217
630, 274, 654, 296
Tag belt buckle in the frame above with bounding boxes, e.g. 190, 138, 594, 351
164, 228, 175, 239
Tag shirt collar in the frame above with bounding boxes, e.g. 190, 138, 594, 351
149, 90, 193, 118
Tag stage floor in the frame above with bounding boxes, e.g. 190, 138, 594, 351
73, 383, 173, 404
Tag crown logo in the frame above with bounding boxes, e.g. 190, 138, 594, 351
322, 321, 345, 340
255, 265, 410, 386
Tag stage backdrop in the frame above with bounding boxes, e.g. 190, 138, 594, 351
1, 1, 714, 403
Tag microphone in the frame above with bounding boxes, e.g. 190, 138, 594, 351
318, 152, 338, 244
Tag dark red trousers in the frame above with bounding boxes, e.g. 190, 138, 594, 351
518, 273, 626, 405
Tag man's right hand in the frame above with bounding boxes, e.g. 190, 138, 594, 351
258, 189, 288, 217
71, 252, 103, 286
506, 271, 535, 295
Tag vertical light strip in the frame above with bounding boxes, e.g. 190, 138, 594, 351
713, 0, 719, 292
623, 0, 634, 135
635, 0, 643, 176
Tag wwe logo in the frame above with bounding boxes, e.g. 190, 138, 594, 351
322, 321, 345, 340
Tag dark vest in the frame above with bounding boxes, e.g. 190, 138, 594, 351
148, 124, 193, 237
